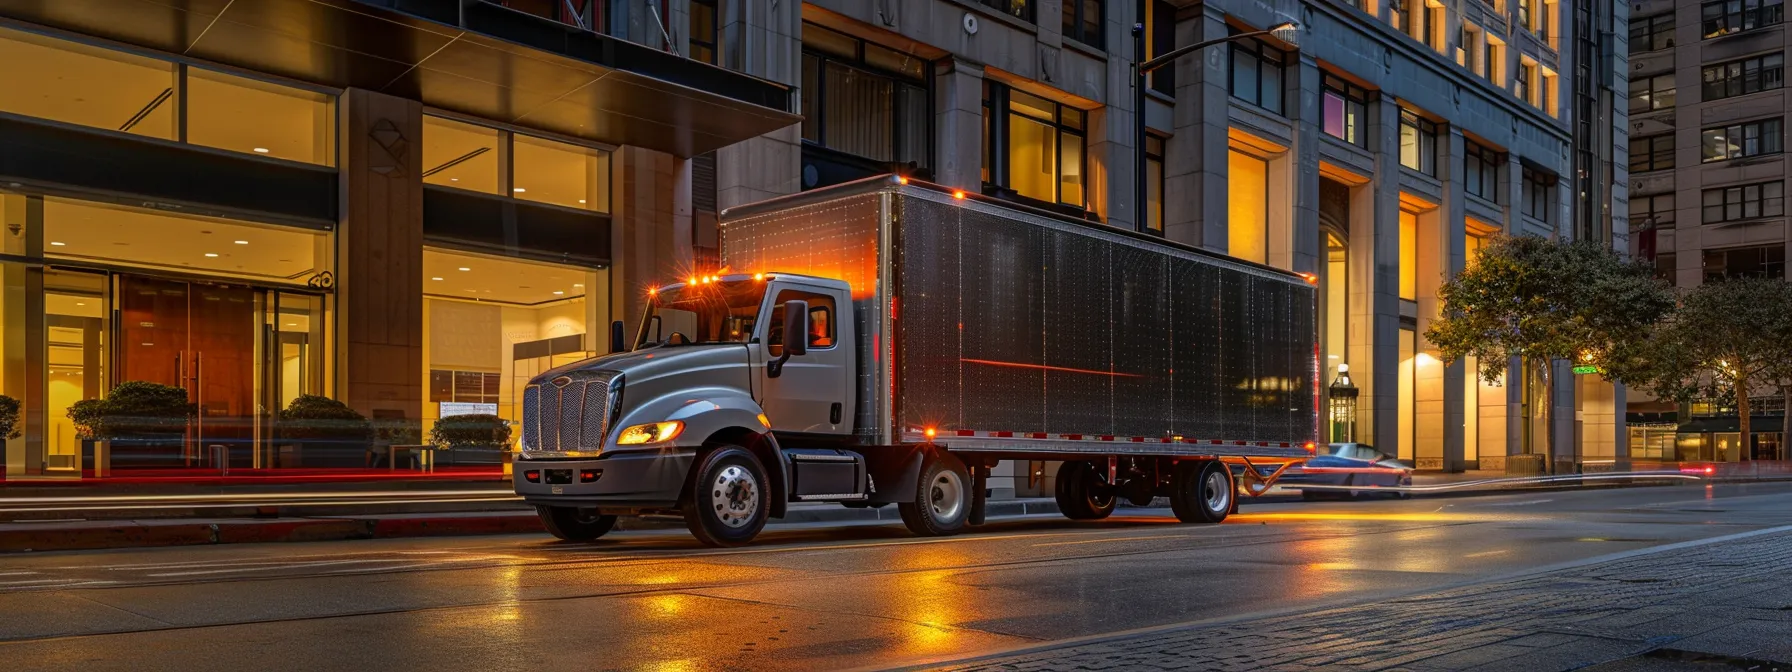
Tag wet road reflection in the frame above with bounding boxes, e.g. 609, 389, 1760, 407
0, 484, 1789, 671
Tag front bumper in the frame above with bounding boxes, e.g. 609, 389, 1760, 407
513, 449, 695, 509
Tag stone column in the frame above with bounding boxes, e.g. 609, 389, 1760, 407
934, 60, 986, 191
1288, 54, 1323, 277
336, 88, 424, 422
1, 193, 43, 477
610, 147, 694, 340
1361, 95, 1403, 454
1426, 128, 1468, 472
1166, 5, 1229, 250
715, 0, 800, 209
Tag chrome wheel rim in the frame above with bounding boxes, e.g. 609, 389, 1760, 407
712, 465, 759, 528
929, 470, 965, 521
1203, 470, 1231, 513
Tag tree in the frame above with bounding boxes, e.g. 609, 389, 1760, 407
1426, 236, 1675, 472
1618, 277, 1792, 462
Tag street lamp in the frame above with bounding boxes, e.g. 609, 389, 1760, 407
1132, 19, 1299, 232
1328, 363, 1359, 443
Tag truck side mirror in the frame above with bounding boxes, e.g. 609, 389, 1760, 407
609, 320, 626, 353
768, 299, 809, 378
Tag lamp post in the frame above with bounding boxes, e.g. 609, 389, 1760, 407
1329, 363, 1359, 443
1132, 19, 1299, 232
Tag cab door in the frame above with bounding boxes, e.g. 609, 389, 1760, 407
757, 283, 851, 435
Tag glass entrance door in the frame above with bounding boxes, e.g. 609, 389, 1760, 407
45, 270, 107, 473
116, 275, 258, 470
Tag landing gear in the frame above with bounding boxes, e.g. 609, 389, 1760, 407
1169, 460, 1233, 524
899, 452, 971, 536
1055, 461, 1117, 520
537, 506, 618, 541
682, 446, 770, 547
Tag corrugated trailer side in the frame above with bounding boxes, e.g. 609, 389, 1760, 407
889, 186, 1316, 459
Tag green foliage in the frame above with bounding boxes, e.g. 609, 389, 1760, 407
276, 395, 372, 442
1426, 235, 1676, 385
0, 394, 19, 441
430, 414, 512, 449
66, 381, 196, 440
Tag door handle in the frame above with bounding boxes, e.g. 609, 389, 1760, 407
830, 403, 842, 424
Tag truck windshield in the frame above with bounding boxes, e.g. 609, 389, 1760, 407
637, 281, 766, 348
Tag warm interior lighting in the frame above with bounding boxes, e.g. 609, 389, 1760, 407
458, 267, 471, 271
252, 147, 270, 154
204, 253, 219, 257
234, 240, 248, 245
49, 241, 65, 246
431, 276, 443, 281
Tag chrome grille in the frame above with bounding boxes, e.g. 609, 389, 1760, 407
523, 370, 617, 455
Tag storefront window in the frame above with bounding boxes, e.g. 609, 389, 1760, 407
513, 134, 611, 212
186, 68, 335, 165
41, 197, 330, 284
422, 249, 609, 439
423, 116, 502, 194
1398, 328, 1416, 460
0, 26, 176, 140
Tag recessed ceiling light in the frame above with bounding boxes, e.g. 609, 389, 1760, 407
75, 302, 85, 306
578, 199, 587, 204
204, 253, 219, 257
553, 291, 564, 295
513, 188, 526, 193
458, 267, 471, 271
450, 178, 459, 182
573, 283, 584, 288
50, 241, 65, 246
287, 323, 298, 327
234, 240, 248, 245
431, 277, 443, 281
253, 147, 270, 154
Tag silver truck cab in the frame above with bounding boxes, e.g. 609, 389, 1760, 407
513, 272, 862, 546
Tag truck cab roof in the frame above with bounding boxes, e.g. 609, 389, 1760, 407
665, 273, 850, 293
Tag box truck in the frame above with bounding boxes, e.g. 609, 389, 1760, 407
513, 176, 1318, 546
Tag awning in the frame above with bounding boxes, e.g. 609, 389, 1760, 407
0, 0, 798, 157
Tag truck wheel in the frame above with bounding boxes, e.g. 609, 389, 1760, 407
682, 446, 770, 547
1170, 460, 1233, 524
898, 452, 971, 536
536, 506, 617, 541
1055, 461, 1117, 520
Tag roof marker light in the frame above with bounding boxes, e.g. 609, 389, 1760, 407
753, 273, 764, 281
688, 275, 699, 285
924, 427, 937, 440
897, 176, 909, 185
952, 190, 966, 200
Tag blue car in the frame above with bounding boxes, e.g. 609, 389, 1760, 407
1237, 443, 1413, 499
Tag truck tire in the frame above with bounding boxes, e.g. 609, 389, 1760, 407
536, 506, 618, 541
1055, 461, 1117, 520
682, 446, 770, 547
1170, 460, 1233, 524
898, 452, 971, 536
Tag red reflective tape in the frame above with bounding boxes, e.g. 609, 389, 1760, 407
1062, 434, 1084, 441
956, 430, 976, 437
993, 431, 1013, 438
1100, 435, 1116, 442
1256, 442, 1269, 447
1030, 433, 1049, 439
1210, 440, 1224, 445
1132, 437, 1148, 443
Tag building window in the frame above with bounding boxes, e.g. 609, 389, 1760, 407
1702, 0, 1784, 37
979, 0, 1034, 23
422, 115, 612, 212
1702, 181, 1785, 223
689, 0, 718, 64
1629, 73, 1676, 113
1521, 168, 1551, 220
429, 370, 502, 406
1629, 13, 1675, 52
1399, 209, 1418, 300
1636, 193, 1676, 229
1657, 253, 1678, 285
1465, 141, 1501, 200
1704, 244, 1786, 280
983, 83, 1088, 209
1702, 53, 1785, 101
1229, 31, 1288, 114
1399, 108, 1437, 176
1148, 0, 1177, 95
801, 23, 932, 171
1146, 135, 1165, 232
1062, 0, 1105, 49
1516, 61, 1534, 103
1228, 149, 1269, 263
1630, 134, 1675, 172
1486, 36, 1507, 86
1540, 67, 1559, 117
1321, 75, 1369, 146
1458, 23, 1478, 70
1701, 118, 1784, 163
1518, 0, 1533, 30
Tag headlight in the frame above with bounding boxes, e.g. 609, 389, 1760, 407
616, 421, 684, 445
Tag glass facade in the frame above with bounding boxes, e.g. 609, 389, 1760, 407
424, 115, 612, 212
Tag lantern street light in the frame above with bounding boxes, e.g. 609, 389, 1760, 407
1328, 363, 1359, 443
1132, 18, 1299, 232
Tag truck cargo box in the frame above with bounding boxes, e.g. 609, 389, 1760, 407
722, 176, 1316, 458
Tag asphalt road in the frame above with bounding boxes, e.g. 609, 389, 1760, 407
1, 482, 1788, 672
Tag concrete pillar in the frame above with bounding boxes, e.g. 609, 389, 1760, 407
611, 147, 694, 340
1428, 128, 1469, 472
1166, 5, 1229, 250
715, 0, 800, 209
1361, 95, 1403, 454
934, 60, 986, 191
1288, 55, 1322, 277
1, 193, 43, 477
336, 88, 425, 422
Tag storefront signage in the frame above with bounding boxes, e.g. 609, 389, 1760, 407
440, 402, 497, 417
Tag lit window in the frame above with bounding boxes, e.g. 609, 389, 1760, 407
1321, 75, 1369, 146
801, 23, 931, 171
186, 68, 335, 166
1701, 118, 1785, 163
1629, 73, 1677, 113
1399, 108, 1438, 176
1702, 0, 1784, 38
423, 116, 502, 194
0, 26, 176, 139
513, 134, 611, 212
1227, 149, 1269, 263
1399, 209, 1417, 300
689, 0, 719, 64
982, 83, 1088, 210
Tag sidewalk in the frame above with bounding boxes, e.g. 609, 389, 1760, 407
924, 527, 1792, 671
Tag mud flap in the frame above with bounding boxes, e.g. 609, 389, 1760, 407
968, 464, 989, 525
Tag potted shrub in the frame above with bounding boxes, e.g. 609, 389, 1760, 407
0, 394, 19, 475
276, 395, 372, 468
430, 414, 512, 467
69, 381, 196, 472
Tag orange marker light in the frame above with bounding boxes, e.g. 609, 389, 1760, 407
952, 190, 966, 200
924, 427, 937, 440
1300, 273, 1319, 285
648, 286, 657, 296
753, 273, 764, 281
897, 176, 909, 185
1305, 441, 1317, 454
687, 275, 698, 285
